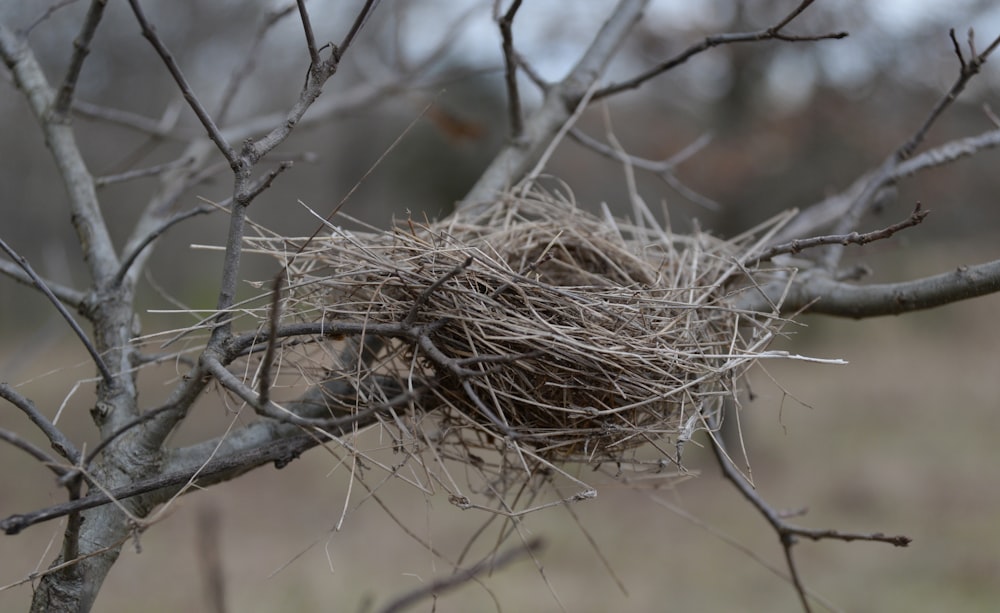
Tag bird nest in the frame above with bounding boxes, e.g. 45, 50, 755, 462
245, 190, 788, 469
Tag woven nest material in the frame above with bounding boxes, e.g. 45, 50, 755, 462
246, 190, 786, 465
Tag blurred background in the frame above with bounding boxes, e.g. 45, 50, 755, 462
2, 1, 1000, 611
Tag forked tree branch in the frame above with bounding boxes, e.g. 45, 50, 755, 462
771, 127, 1000, 246
593, 0, 847, 100
461, 0, 649, 209
0, 23, 119, 284
0, 238, 113, 384
707, 413, 910, 612
0, 382, 81, 465
0, 258, 86, 306
127, 0, 237, 165
820, 29, 1000, 269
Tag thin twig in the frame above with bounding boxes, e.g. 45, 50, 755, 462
95, 156, 195, 187
0, 238, 114, 385
240, 160, 293, 206
897, 29, 1000, 161
821, 29, 1000, 269
402, 256, 473, 327
203, 355, 419, 431
377, 538, 545, 613
748, 203, 928, 266
127, 0, 237, 164
52, 0, 107, 116
295, 0, 321, 68
498, 0, 524, 139
569, 128, 719, 209
114, 205, 214, 286
594, 0, 846, 100
1, 432, 328, 535
0, 259, 86, 306
216, 2, 297, 126
337, 0, 380, 59
72, 99, 180, 137
707, 413, 910, 613
22, 0, 81, 35
0, 427, 71, 477
0, 382, 81, 464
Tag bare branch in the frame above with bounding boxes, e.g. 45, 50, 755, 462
569, 128, 720, 209
593, 0, 847, 100
1, 431, 324, 535
114, 205, 214, 286
497, 0, 525, 139
773, 128, 1000, 245
748, 203, 928, 266
462, 0, 650, 209
95, 156, 195, 188
707, 413, 910, 612
72, 98, 182, 138
216, 2, 297, 126
377, 537, 545, 613
52, 0, 107, 116
897, 29, 1000, 161
0, 427, 71, 478
820, 29, 1000, 269
295, 0, 321, 70
0, 237, 114, 384
735, 258, 1000, 318
22, 0, 81, 35
1, 23, 119, 282
337, 0, 380, 59
0, 382, 80, 465
0, 259, 86, 306
126, 0, 237, 164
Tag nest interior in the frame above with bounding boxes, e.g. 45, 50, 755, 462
247, 190, 785, 467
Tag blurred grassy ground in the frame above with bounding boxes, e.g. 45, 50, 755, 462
1, 244, 999, 613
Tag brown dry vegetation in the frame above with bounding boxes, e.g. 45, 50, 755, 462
3, 243, 998, 612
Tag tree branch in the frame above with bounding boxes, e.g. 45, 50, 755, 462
735, 258, 1000, 318
126, 0, 237, 165
771, 128, 1000, 246
593, 0, 846, 100
1, 430, 324, 535
0, 23, 119, 284
52, 0, 107, 117
0, 258, 86, 306
707, 413, 910, 612
748, 203, 928, 266
376, 537, 545, 613
0, 382, 81, 465
821, 29, 1000, 269
461, 0, 649, 210
0, 427, 71, 478
497, 0, 525, 139
215, 2, 297, 127
0, 237, 114, 384
113, 205, 214, 286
